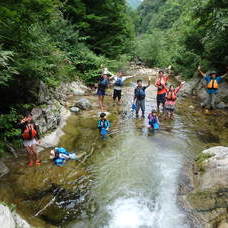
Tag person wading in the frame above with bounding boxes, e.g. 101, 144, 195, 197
164, 82, 185, 120
18, 112, 41, 166
155, 70, 169, 112
133, 77, 151, 118
113, 72, 124, 104
198, 66, 228, 109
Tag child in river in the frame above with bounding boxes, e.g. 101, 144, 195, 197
164, 81, 185, 120
148, 110, 160, 130
97, 112, 111, 137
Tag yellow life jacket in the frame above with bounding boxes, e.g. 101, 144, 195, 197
207, 79, 218, 89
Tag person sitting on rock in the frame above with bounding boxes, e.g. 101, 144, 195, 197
18, 112, 41, 166
97, 112, 110, 138
164, 82, 185, 120
133, 78, 151, 118
50, 147, 78, 167
198, 66, 228, 109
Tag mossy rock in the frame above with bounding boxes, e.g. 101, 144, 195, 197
187, 190, 216, 211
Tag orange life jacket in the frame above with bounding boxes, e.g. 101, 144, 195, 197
22, 124, 37, 140
207, 79, 218, 89
166, 91, 177, 101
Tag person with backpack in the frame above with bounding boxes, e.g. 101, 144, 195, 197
164, 82, 185, 120
148, 110, 160, 130
155, 70, 169, 112
113, 72, 124, 104
97, 112, 111, 138
133, 78, 151, 118
18, 112, 40, 166
198, 66, 228, 109
97, 73, 110, 111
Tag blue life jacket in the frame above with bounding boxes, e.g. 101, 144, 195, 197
149, 116, 157, 125
97, 120, 110, 129
135, 87, 146, 100
54, 157, 65, 166
115, 78, 123, 87
55, 147, 69, 156
99, 79, 108, 89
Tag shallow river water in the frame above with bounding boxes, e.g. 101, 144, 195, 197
67, 79, 202, 228
1, 76, 228, 228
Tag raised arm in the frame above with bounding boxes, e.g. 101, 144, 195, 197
146, 76, 151, 88
198, 66, 206, 77
221, 71, 228, 79
175, 81, 185, 94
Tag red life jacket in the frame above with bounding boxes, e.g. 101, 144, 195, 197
166, 90, 177, 101
22, 124, 37, 140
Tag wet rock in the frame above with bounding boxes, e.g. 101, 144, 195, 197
198, 146, 228, 190
186, 146, 228, 227
0, 161, 9, 178
75, 98, 92, 110
70, 107, 80, 113
216, 102, 227, 109
196, 130, 220, 143
0, 204, 30, 228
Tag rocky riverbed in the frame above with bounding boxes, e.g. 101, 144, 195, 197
0, 67, 228, 227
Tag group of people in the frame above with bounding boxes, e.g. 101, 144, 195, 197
19, 66, 228, 166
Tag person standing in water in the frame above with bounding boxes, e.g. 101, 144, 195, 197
97, 112, 111, 137
133, 77, 151, 118
164, 82, 185, 120
198, 66, 228, 109
18, 112, 41, 166
113, 72, 124, 104
155, 70, 169, 112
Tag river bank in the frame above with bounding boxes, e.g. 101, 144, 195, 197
0, 67, 228, 227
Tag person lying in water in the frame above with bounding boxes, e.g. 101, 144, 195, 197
50, 147, 78, 167
148, 110, 160, 130
164, 81, 185, 120
97, 112, 111, 137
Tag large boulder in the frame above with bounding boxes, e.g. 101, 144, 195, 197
31, 101, 62, 134
197, 146, 228, 190
0, 204, 30, 228
186, 146, 228, 227
75, 98, 92, 110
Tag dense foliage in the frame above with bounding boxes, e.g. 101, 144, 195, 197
135, 0, 228, 77
0, 0, 134, 154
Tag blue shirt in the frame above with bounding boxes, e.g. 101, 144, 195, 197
205, 75, 222, 94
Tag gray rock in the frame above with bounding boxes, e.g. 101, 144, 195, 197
199, 146, 228, 190
70, 107, 80, 113
216, 102, 226, 109
72, 89, 85, 96
0, 161, 9, 178
0, 204, 30, 228
75, 98, 92, 110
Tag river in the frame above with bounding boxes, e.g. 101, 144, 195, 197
1, 74, 225, 227
68, 77, 198, 228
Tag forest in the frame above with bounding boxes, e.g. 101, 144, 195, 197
0, 0, 228, 155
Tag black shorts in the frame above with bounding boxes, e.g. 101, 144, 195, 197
113, 89, 122, 100
157, 93, 166, 104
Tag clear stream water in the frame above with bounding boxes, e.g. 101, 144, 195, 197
2, 76, 225, 227
68, 79, 199, 228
